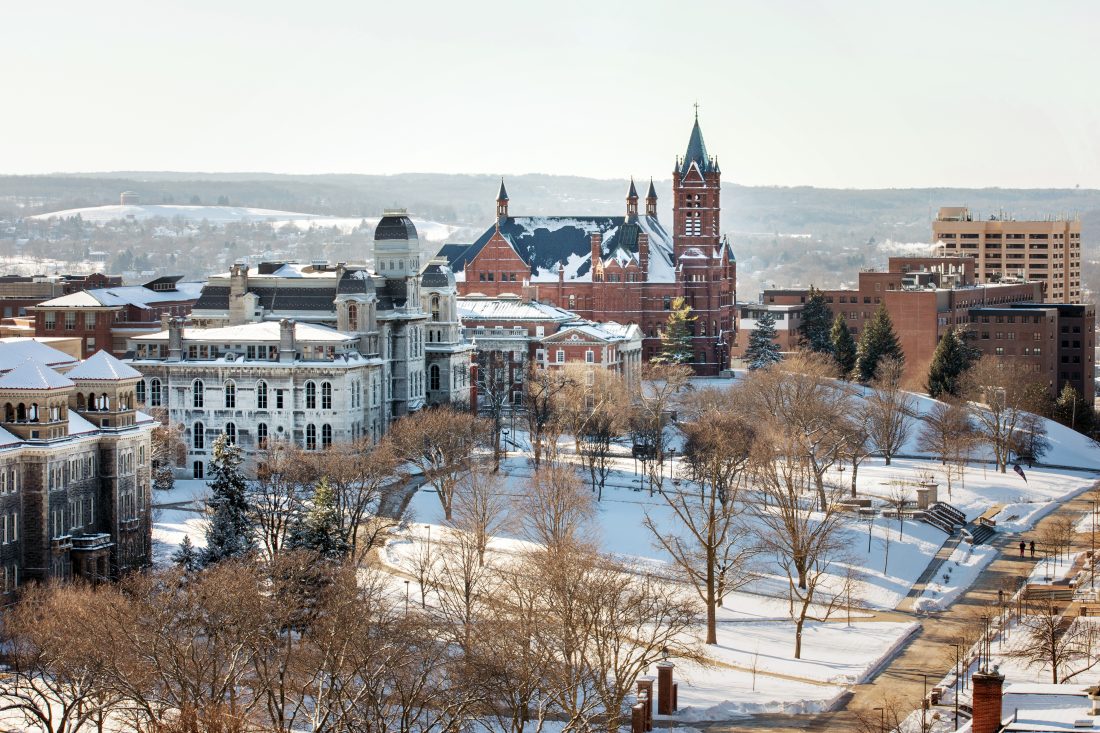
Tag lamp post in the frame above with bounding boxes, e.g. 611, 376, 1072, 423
873, 706, 884, 733
868, 512, 875, 553
1092, 498, 1097, 591
952, 642, 961, 729
404, 580, 410, 616
502, 428, 510, 458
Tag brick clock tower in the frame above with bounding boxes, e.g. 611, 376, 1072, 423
672, 111, 736, 373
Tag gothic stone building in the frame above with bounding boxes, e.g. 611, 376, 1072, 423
443, 117, 737, 374
125, 212, 473, 477
0, 342, 154, 598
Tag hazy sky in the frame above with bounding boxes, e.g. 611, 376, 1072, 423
2, 0, 1097, 188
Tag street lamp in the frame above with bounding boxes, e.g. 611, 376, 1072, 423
502, 428, 510, 458
873, 706, 885, 733
952, 643, 961, 729
404, 580, 410, 616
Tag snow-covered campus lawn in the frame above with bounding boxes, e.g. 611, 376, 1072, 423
151, 381, 1100, 727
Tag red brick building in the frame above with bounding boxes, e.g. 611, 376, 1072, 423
732, 256, 1094, 400
443, 116, 736, 375
32, 276, 202, 358
0, 273, 121, 320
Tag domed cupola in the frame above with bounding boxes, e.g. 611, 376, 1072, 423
0, 358, 75, 441
66, 350, 143, 430
374, 209, 422, 279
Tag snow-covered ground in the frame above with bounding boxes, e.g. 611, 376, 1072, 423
912, 543, 999, 613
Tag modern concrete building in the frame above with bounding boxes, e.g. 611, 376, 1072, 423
933, 206, 1083, 304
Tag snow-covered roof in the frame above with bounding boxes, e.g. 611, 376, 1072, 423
0, 424, 20, 449
66, 350, 142, 381
445, 215, 676, 285
68, 410, 98, 437
457, 297, 577, 322
0, 338, 78, 369
0, 358, 75, 390
544, 321, 640, 344
135, 320, 355, 343
36, 282, 204, 309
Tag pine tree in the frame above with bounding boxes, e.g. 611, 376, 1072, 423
201, 435, 254, 566
798, 286, 834, 355
171, 535, 199, 572
926, 327, 980, 398
288, 477, 349, 561
856, 304, 904, 383
830, 313, 857, 377
1053, 384, 1094, 435
652, 296, 696, 365
745, 310, 783, 370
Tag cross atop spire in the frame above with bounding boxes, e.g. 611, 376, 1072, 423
694, 101, 699, 120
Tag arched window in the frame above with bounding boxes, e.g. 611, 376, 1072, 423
151, 377, 163, 407
348, 303, 358, 331
430, 295, 441, 322
305, 381, 316, 409
321, 424, 332, 449
256, 380, 268, 409
193, 422, 205, 450
305, 423, 317, 451
75, 394, 85, 411
28, 403, 39, 422
193, 380, 204, 408
193, 461, 204, 479
136, 380, 146, 404
430, 364, 440, 391
99, 393, 109, 411
321, 382, 332, 410
224, 422, 237, 445
224, 381, 236, 408
257, 422, 268, 449
16, 404, 25, 421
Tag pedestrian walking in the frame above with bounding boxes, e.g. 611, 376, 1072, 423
1030, 540, 1036, 558
1020, 540, 1026, 557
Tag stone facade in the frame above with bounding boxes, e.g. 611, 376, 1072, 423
127, 213, 473, 476
0, 345, 154, 599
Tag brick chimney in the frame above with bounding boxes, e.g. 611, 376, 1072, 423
638, 232, 650, 281
590, 233, 602, 282
971, 669, 1005, 733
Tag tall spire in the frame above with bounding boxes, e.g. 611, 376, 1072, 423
496, 178, 509, 221
645, 178, 658, 217
680, 110, 716, 175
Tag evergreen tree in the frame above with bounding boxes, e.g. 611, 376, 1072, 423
652, 296, 696, 365
288, 477, 349, 561
830, 313, 857, 377
856, 304, 904, 383
171, 535, 199, 572
201, 435, 254, 566
797, 286, 834, 355
745, 310, 783, 370
1053, 384, 1095, 435
926, 327, 980, 398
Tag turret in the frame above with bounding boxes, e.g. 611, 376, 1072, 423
66, 351, 141, 430
627, 178, 639, 218
646, 178, 658, 217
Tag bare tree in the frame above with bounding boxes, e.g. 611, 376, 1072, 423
965, 358, 1049, 473
839, 404, 874, 497
751, 425, 849, 659
149, 407, 185, 492
1011, 598, 1100, 683
307, 437, 404, 561
918, 399, 978, 499
0, 582, 123, 733
514, 464, 596, 551
647, 398, 757, 644
390, 406, 490, 521
741, 352, 851, 510
249, 442, 311, 560
569, 368, 630, 500
449, 466, 510, 566
478, 349, 518, 471
629, 362, 692, 476
865, 357, 914, 466
523, 366, 574, 469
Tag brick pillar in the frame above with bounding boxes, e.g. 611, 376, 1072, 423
591, 233, 603, 281
638, 232, 650, 281
637, 680, 654, 731
657, 662, 674, 715
971, 670, 1004, 733
631, 703, 645, 733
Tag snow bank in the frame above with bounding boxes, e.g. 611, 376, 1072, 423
912, 543, 998, 612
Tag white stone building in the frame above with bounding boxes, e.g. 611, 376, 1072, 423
125, 211, 473, 477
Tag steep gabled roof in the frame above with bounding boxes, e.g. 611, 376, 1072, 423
66, 350, 142, 381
